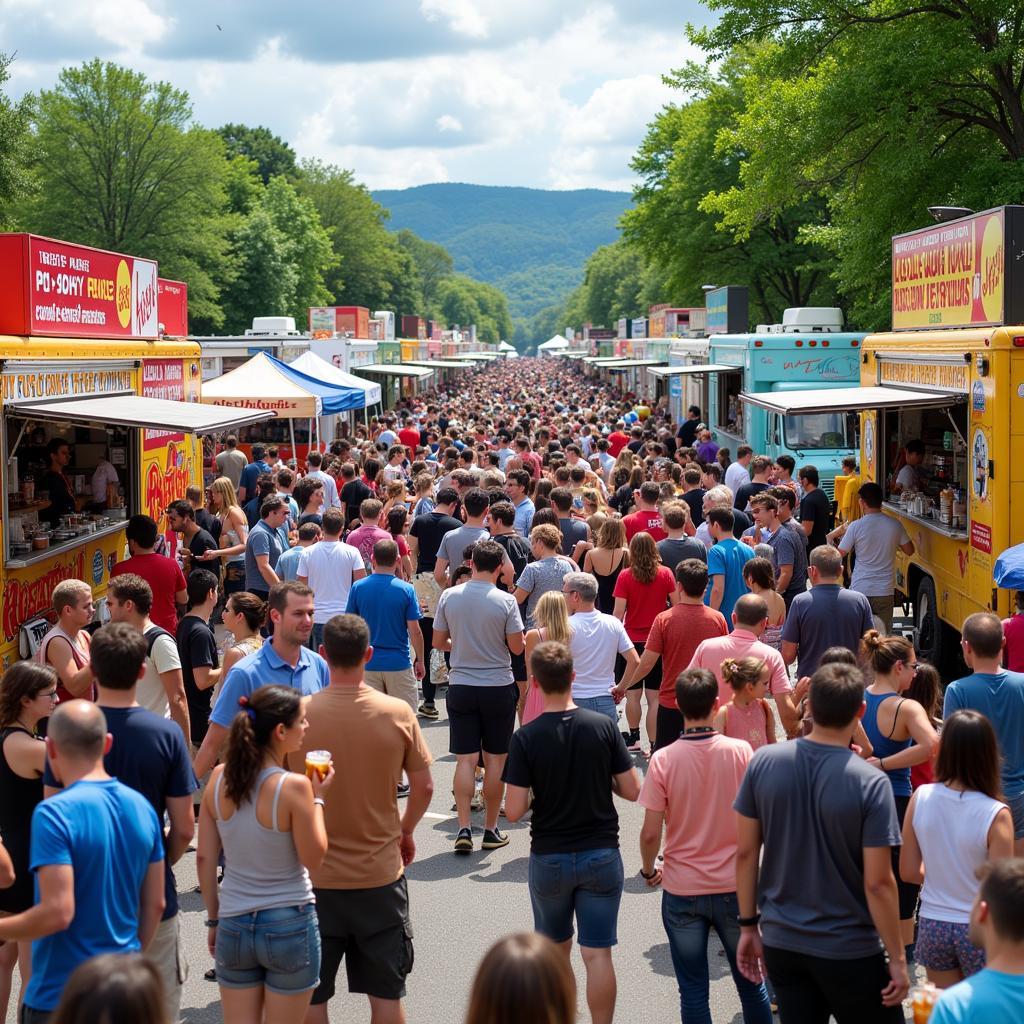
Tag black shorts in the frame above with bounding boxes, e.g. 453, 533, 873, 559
311, 878, 413, 1004
618, 642, 662, 691
447, 682, 519, 756
510, 649, 527, 681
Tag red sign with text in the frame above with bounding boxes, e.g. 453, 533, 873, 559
0, 233, 159, 339
157, 278, 189, 337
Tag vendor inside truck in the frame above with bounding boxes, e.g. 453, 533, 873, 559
891, 439, 926, 495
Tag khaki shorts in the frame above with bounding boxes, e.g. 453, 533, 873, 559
147, 913, 187, 1023
365, 667, 418, 713
868, 595, 894, 633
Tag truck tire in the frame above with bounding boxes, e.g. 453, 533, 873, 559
913, 575, 961, 680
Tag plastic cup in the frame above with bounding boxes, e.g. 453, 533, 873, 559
911, 984, 937, 1024
305, 750, 331, 781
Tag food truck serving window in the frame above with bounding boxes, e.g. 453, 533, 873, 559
783, 412, 859, 450
716, 370, 744, 437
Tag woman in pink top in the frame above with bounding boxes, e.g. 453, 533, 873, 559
1002, 592, 1024, 671
714, 656, 777, 750
612, 532, 678, 753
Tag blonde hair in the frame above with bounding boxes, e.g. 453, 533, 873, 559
530, 523, 562, 551
52, 579, 92, 614
627, 532, 660, 585
209, 476, 241, 516
595, 517, 626, 551
533, 591, 571, 646
385, 479, 407, 500
721, 656, 767, 692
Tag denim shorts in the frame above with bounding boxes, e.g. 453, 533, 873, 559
216, 902, 321, 994
575, 695, 618, 722
1007, 790, 1024, 839
529, 848, 624, 948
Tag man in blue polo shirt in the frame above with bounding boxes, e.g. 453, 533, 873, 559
192, 581, 328, 778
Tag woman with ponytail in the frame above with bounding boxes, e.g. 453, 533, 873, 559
197, 684, 333, 1023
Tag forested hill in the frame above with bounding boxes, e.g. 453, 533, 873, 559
372, 183, 630, 335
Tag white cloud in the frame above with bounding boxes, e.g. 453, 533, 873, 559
436, 114, 464, 134
419, 0, 490, 39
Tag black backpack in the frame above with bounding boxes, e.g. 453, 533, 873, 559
144, 624, 175, 658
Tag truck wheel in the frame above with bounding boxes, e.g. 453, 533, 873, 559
914, 575, 963, 680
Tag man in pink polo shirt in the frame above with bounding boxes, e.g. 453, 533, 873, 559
638, 667, 771, 1022
687, 593, 798, 737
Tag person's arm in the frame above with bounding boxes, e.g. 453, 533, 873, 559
986, 807, 1015, 860
780, 640, 798, 667
499, 554, 515, 588
197, 778, 223, 958
45, 636, 94, 697
512, 586, 530, 605
193, 722, 228, 780
612, 644, 646, 697
256, 553, 280, 588
863, 845, 910, 1006
735, 813, 766, 984
612, 596, 627, 621
708, 575, 725, 611
164, 794, 195, 866
0, 864, 75, 941
504, 783, 531, 822
611, 767, 641, 801
407, 620, 425, 680
192, 663, 222, 692
899, 539, 915, 556
432, 627, 451, 652
775, 564, 793, 593
398, 766, 434, 866
773, 690, 799, 738
433, 556, 449, 587
284, 773, 331, 873
3, 731, 46, 778
0, 840, 13, 889
713, 705, 727, 733
639, 808, 665, 883
138, 860, 166, 951
160, 666, 191, 744
898, 792, 923, 885
867, 702, 938, 771
204, 510, 248, 560
801, 516, 814, 538
507, 629, 525, 657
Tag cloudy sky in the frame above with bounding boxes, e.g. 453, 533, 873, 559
3, 0, 710, 192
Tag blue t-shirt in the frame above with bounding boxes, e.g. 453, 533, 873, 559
705, 537, 753, 629
244, 519, 283, 592
275, 544, 305, 582
345, 573, 421, 671
932, 968, 1024, 1023
944, 670, 1024, 797
26, 779, 164, 1012
210, 641, 329, 728
43, 707, 196, 921
238, 459, 271, 499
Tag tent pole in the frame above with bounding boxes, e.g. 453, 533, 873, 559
289, 418, 296, 462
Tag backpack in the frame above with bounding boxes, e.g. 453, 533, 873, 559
493, 533, 530, 581
144, 624, 175, 659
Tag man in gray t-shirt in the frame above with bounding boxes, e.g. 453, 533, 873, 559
433, 540, 526, 854
734, 661, 907, 1021
752, 493, 807, 608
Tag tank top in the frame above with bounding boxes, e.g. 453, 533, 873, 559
761, 623, 784, 651
721, 699, 773, 750
214, 766, 313, 917
591, 550, 625, 615
862, 690, 913, 797
36, 626, 95, 703
220, 513, 245, 564
0, 727, 44, 913
913, 783, 1005, 923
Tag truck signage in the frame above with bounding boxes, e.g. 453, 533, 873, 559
877, 358, 969, 393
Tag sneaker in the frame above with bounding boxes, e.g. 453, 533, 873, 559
626, 734, 642, 753
454, 827, 473, 854
397, 782, 410, 798
481, 827, 510, 850
417, 702, 439, 720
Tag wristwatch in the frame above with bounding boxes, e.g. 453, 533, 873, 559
737, 913, 761, 927
639, 867, 658, 879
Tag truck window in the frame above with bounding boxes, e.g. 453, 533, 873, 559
783, 412, 858, 450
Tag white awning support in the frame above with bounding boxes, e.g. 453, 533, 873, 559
739, 385, 964, 416
358, 364, 435, 378
647, 363, 736, 378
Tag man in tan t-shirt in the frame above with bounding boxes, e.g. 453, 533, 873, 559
290, 613, 433, 1024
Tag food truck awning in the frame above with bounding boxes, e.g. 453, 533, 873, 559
602, 359, 667, 369
11, 394, 273, 433
648, 363, 735, 378
358, 364, 435, 378
405, 359, 471, 369
740, 385, 964, 416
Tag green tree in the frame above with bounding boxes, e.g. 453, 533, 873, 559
24, 60, 235, 328
395, 229, 452, 311
437, 275, 512, 343
217, 124, 298, 184
0, 53, 32, 228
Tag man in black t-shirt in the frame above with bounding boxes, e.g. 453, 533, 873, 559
407, 487, 462, 719
339, 463, 373, 528
187, 485, 221, 542
798, 465, 834, 552
504, 642, 640, 1024
175, 569, 220, 748
166, 500, 218, 570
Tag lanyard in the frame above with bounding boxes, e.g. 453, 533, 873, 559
679, 726, 715, 741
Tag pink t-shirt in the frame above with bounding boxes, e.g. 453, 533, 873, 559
639, 733, 753, 895
720, 699, 773, 750
687, 628, 791, 703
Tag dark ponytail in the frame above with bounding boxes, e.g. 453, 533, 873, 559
223, 684, 301, 805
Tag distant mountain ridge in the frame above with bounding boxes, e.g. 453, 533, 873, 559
372, 182, 631, 328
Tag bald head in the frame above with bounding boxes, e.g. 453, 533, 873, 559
734, 593, 769, 630
47, 700, 108, 762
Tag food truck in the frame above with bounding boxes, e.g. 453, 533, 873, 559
0, 234, 269, 667
739, 206, 1023, 673
707, 308, 866, 498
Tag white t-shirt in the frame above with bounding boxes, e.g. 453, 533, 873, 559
724, 461, 750, 498
137, 631, 182, 718
895, 463, 923, 492
91, 459, 119, 503
569, 610, 634, 699
298, 540, 365, 623
839, 513, 910, 597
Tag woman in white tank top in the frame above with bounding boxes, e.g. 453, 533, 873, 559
900, 709, 1014, 989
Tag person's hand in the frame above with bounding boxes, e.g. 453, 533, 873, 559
413, 658, 425, 681
641, 866, 662, 888
207, 923, 217, 957
741, 535, 755, 547
310, 764, 335, 798
880, 955, 909, 1006
198, 549, 217, 561
736, 928, 766, 984
610, 685, 626, 704
793, 676, 811, 703
399, 831, 416, 866
865, 757, 884, 771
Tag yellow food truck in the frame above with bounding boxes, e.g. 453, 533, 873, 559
740, 206, 1023, 675
0, 234, 269, 667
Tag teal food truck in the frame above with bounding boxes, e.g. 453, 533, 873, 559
706, 308, 866, 499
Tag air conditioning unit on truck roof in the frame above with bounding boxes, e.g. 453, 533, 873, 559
245, 316, 304, 337
755, 307, 845, 334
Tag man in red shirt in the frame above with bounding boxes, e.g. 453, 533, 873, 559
399, 416, 421, 453
614, 559, 728, 750
514, 437, 542, 480
111, 514, 187, 634
607, 420, 631, 457
623, 482, 668, 543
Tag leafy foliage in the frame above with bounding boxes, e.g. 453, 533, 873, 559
0, 53, 32, 228
217, 123, 298, 184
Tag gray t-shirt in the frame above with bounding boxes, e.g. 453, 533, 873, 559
780, 585, 874, 676
657, 537, 708, 574
767, 523, 808, 602
839, 513, 910, 597
734, 739, 900, 958
436, 525, 489, 572
515, 555, 578, 626
244, 520, 282, 592
434, 580, 524, 687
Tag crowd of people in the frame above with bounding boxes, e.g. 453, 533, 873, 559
0, 356, 1023, 1023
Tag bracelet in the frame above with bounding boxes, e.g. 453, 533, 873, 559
639, 867, 658, 879
879, 758, 885, 770
313, 797, 326, 807
737, 913, 761, 927
204, 919, 219, 927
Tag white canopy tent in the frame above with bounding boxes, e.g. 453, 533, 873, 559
537, 335, 570, 354
287, 351, 382, 408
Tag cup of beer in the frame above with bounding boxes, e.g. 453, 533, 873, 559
910, 984, 937, 1024
305, 750, 331, 781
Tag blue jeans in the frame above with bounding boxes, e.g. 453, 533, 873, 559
529, 849, 624, 948
661, 891, 772, 1024
575, 695, 618, 722
216, 903, 321, 995
309, 622, 325, 653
